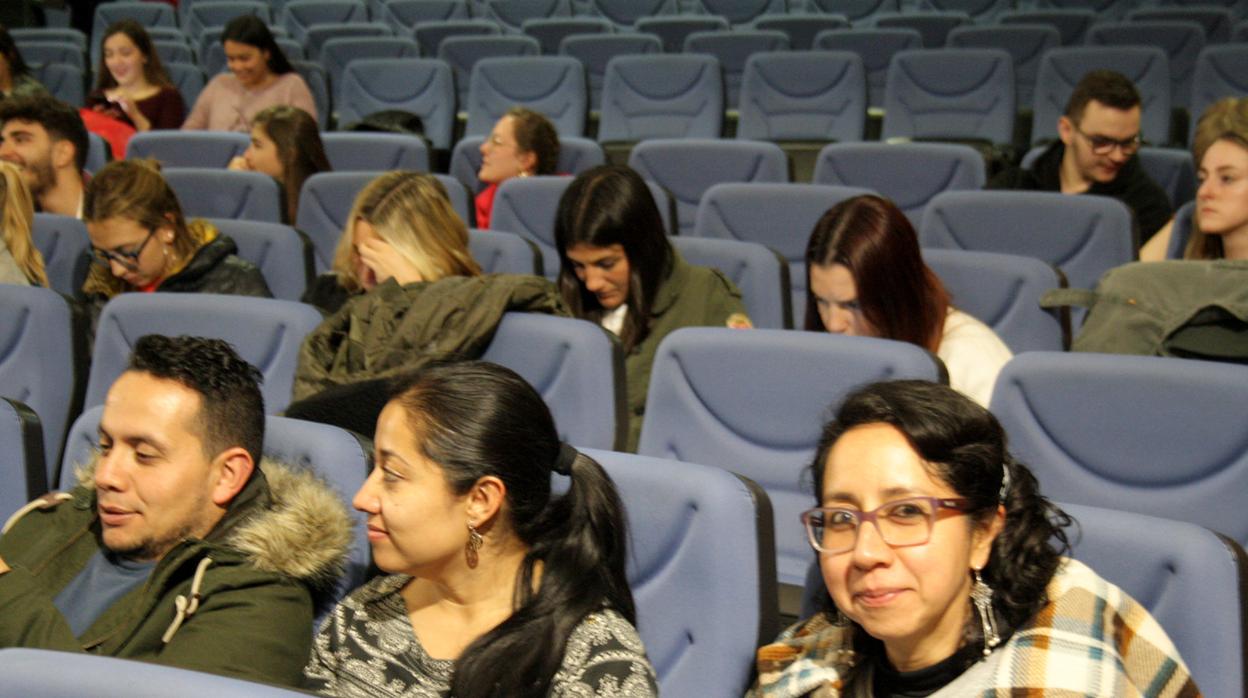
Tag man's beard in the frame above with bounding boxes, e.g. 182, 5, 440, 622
25, 157, 56, 199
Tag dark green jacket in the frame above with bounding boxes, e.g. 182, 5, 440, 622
0, 460, 352, 687
624, 251, 749, 451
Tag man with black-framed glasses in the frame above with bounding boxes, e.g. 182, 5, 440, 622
989, 70, 1172, 243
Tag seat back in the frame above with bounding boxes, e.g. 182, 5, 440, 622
752, 15, 849, 52
290, 60, 330, 129
33, 63, 84, 106
488, 176, 572, 278
812, 28, 922, 108
558, 34, 662, 108
1191, 45, 1248, 146
438, 35, 541, 108
999, 8, 1095, 45
206, 219, 312, 302
1034, 0, 1133, 21
126, 131, 249, 168
1167, 200, 1196, 259
484, 0, 571, 32
947, 25, 1060, 109
812, 142, 985, 227
1129, 6, 1233, 44
597, 54, 724, 142
93, 2, 176, 58
670, 236, 791, 330
468, 228, 543, 275
31, 213, 90, 296
0, 398, 45, 521
296, 172, 374, 272
165, 61, 207, 108
321, 36, 420, 101
449, 136, 603, 199
522, 17, 612, 54
320, 132, 431, 172
412, 18, 500, 58
0, 285, 76, 481
585, 0, 678, 30
990, 351, 1248, 547
304, 23, 393, 61
17, 40, 85, 71
1087, 20, 1206, 110
282, 0, 369, 42
1138, 146, 1196, 208
336, 58, 455, 150
628, 139, 788, 235
162, 169, 284, 224
583, 448, 778, 697
637, 327, 945, 585
693, 182, 873, 322
882, 48, 1015, 145
737, 51, 866, 143
384, 0, 470, 31
924, 0, 1010, 22
806, 0, 898, 20
85, 294, 324, 414
634, 16, 728, 53
1033, 46, 1171, 145
922, 249, 1066, 353
920, 190, 1133, 292
184, 1, 270, 39
874, 10, 969, 48
692, 0, 783, 25
10, 28, 87, 49
683, 30, 790, 108
480, 313, 625, 450
463, 56, 587, 138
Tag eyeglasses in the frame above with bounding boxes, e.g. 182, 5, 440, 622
90, 228, 157, 272
1073, 125, 1142, 156
801, 496, 974, 554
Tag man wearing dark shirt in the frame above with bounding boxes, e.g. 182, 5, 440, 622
988, 70, 1172, 244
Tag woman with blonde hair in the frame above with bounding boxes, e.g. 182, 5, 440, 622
302, 171, 481, 314
0, 160, 46, 286
80, 160, 271, 316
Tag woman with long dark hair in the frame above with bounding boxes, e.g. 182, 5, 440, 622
86, 20, 185, 131
750, 380, 1198, 696
182, 15, 315, 132
475, 106, 559, 229
0, 25, 44, 101
304, 361, 658, 696
555, 165, 751, 450
228, 105, 329, 224
804, 195, 1011, 406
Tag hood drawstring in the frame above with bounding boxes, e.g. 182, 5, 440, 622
2, 493, 74, 534
162, 557, 213, 644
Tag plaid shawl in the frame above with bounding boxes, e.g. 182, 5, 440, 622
750, 558, 1201, 698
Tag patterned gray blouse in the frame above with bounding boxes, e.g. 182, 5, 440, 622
304, 575, 659, 697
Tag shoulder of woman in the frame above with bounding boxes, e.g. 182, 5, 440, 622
553, 609, 658, 696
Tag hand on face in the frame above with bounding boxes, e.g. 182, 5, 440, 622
357, 236, 423, 287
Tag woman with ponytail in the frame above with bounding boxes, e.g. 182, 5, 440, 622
750, 380, 1198, 697
304, 360, 658, 697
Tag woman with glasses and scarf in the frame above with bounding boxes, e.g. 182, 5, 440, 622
749, 380, 1198, 698
80, 159, 270, 320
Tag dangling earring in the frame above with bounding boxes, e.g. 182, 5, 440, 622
465, 523, 483, 568
971, 569, 1000, 655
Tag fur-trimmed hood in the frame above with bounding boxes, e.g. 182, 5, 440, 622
69, 456, 352, 587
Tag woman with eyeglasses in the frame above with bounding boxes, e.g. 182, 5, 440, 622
749, 380, 1198, 697
804, 195, 1011, 407
475, 107, 560, 229
80, 160, 271, 317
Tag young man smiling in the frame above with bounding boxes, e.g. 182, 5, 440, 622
989, 70, 1172, 243
0, 335, 350, 686
0, 95, 88, 218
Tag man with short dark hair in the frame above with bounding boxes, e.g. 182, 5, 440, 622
0, 95, 89, 218
989, 69, 1172, 242
0, 335, 351, 687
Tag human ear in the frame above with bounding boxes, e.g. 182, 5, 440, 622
1057, 116, 1075, 146
51, 139, 75, 170
970, 504, 1005, 570
464, 475, 506, 530
210, 447, 256, 506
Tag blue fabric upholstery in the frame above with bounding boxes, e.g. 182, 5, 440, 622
166, 61, 207, 108
584, 0, 678, 30
683, 30, 790, 107
670, 236, 791, 330
1138, 146, 1196, 208
919, 189, 1133, 292
93, 2, 176, 59
1088, 21, 1206, 110
752, 15, 849, 51
693, 182, 873, 322
336, 58, 455, 149
812, 28, 922, 108
433, 174, 472, 225
32, 63, 83, 107
321, 37, 420, 102
463, 55, 587, 138
635, 15, 728, 52
291, 59, 331, 129
559, 34, 662, 108
481, 313, 625, 450
999, 8, 1096, 45
307, 24, 394, 61
813, 142, 985, 227
637, 327, 945, 585
162, 169, 283, 224
320, 132, 431, 172
296, 172, 374, 272
487, 176, 571, 278
922, 249, 1066, 353
206, 219, 312, 302
126, 132, 249, 168
439, 35, 541, 108
384, 0, 470, 32
1033, 47, 1171, 145
598, 54, 724, 142
737, 51, 866, 143
84, 295, 324, 414
882, 47, 1015, 145
522, 17, 612, 54
628, 139, 788, 235
1167, 200, 1195, 259
692, 0, 783, 25
805, 0, 897, 20
153, 39, 196, 66
31, 213, 89, 296
582, 448, 778, 697
1129, 6, 1233, 44
874, 10, 969, 48
1191, 45, 1248, 146
0, 285, 74, 487
923, 0, 1010, 22
17, 40, 84, 70
947, 25, 1060, 110
412, 19, 500, 58
10, 28, 87, 49
468, 228, 543, 275
0, 398, 45, 522
1033, 0, 1134, 22
990, 352, 1248, 548
184, 1, 270, 39
281, 0, 369, 42
484, 0, 571, 33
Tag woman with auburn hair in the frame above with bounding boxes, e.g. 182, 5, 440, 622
86, 19, 185, 132
750, 380, 1198, 697
804, 195, 1011, 407
228, 105, 330, 225
305, 361, 658, 696
0, 160, 46, 286
79, 160, 270, 316
475, 106, 560, 229
302, 171, 481, 315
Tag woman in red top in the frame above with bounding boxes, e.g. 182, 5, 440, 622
475, 106, 559, 229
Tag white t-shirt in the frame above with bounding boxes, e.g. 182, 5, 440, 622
937, 309, 1013, 408
600, 303, 628, 336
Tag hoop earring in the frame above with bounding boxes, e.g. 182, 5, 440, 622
466, 523, 483, 568
971, 569, 1000, 655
